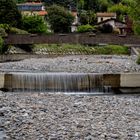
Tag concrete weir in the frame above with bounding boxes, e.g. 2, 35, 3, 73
0, 72, 140, 93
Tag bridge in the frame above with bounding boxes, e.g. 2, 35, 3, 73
4, 33, 140, 46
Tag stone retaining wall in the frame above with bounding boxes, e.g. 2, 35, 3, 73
4, 34, 140, 46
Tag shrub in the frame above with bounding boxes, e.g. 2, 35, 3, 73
133, 23, 140, 35
21, 15, 48, 34
0, 28, 7, 37
9, 27, 29, 34
77, 24, 94, 33
0, 24, 10, 32
95, 45, 129, 54
0, 36, 4, 54
136, 55, 140, 64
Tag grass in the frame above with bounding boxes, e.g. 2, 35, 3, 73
33, 44, 130, 55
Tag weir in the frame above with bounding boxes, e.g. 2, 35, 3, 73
4, 73, 104, 92
1, 72, 140, 93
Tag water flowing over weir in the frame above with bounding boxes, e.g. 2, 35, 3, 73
2, 72, 140, 94
4, 72, 106, 92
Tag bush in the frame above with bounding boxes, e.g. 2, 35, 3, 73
0, 36, 4, 54
136, 55, 140, 64
77, 24, 94, 33
133, 23, 140, 35
0, 24, 10, 32
9, 27, 29, 34
95, 45, 129, 54
21, 15, 48, 34
0, 28, 7, 37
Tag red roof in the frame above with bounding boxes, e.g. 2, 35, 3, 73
96, 12, 116, 17
38, 11, 47, 16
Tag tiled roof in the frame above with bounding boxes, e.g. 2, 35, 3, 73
38, 11, 47, 16
96, 12, 116, 17
17, 2, 43, 6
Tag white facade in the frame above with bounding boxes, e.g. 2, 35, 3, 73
96, 13, 116, 23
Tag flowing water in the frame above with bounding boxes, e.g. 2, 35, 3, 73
5, 72, 107, 93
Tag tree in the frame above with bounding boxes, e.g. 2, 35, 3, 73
47, 5, 74, 33
79, 10, 96, 25
108, 3, 129, 20
21, 15, 48, 34
129, 0, 140, 35
0, 0, 22, 27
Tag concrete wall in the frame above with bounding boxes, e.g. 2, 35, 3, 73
0, 74, 5, 89
1, 73, 140, 91
121, 73, 140, 87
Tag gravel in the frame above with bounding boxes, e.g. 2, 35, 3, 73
0, 55, 140, 139
0, 55, 140, 73
0, 91, 140, 140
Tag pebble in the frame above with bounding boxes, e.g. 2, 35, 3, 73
0, 92, 140, 139
0, 55, 140, 73
0, 55, 140, 139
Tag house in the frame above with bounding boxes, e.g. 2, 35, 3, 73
96, 12, 116, 23
96, 18, 127, 34
17, 2, 47, 16
71, 11, 80, 32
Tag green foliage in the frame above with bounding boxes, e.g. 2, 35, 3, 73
98, 0, 112, 12
121, 0, 134, 6
21, 15, 48, 34
136, 55, 140, 64
0, 24, 10, 32
33, 44, 129, 55
14, 0, 27, 3
47, 5, 74, 33
0, 28, 7, 37
108, 3, 129, 20
77, 24, 94, 33
9, 27, 29, 34
0, 36, 4, 54
94, 45, 129, 54
129, 0, 140, 35
0, 0, 22, 27
0, 36, 3, 48
133, 23, 140, 35
0, 24, 28, 35
79, 10, 96, 25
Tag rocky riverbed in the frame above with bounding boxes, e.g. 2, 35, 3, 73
0, 55, 140, 140
0, 91, 140, 140
0, 55, 140, 73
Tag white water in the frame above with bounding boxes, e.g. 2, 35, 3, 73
8, 72, 105, 92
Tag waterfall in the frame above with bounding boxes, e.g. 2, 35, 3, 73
5, 72, 104, 92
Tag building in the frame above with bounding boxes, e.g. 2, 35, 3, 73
96, 12, 116, 23
96, 18, 127, 34
17, 2, 47, 16
71, 11, 80, 32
